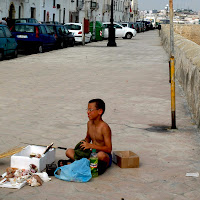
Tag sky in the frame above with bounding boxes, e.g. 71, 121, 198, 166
139, 0, 200, 12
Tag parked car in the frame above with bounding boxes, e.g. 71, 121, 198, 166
7, 18, 39, 28
13, 18, 39, 24
10, 23, 56, 53
41, 21, 61, 25
139, 21, 153, 31
0, 24, 18, 60
102, 22, 137, 39
46, 24, 75, 48
121, 22, 140, 32
136, 21, 144, 32
64, 23, 92, 43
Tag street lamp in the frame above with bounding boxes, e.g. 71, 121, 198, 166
107, 0, 117, 47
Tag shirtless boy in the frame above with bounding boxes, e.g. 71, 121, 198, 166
65, 98, 112, 174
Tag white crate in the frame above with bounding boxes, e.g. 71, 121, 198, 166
11, 145, 55, 172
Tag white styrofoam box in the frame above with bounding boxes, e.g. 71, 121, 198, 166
11, 145, 55, 172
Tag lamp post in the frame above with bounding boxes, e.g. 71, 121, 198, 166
107, 0, 117, 47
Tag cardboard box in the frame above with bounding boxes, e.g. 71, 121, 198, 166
112, 151, 139, 168
11, 145, 55, 172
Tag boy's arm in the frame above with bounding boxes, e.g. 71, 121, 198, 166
84, 122, 91, 143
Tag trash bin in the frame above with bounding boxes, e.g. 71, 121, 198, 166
89, 21, 104, 41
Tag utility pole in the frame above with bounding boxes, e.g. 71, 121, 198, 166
107, 0, 117, 47
169, 0, 176, 129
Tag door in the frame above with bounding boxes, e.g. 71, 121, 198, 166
102, 23, 109, 38
113, 23, 124, 37
39, 25, 49, 48
0, 27, 7, 55
4, 26, 16, 54
44, 25, 56, 48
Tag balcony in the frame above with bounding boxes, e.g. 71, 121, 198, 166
124, 1, 129, 9
102, 4, 111, 13
77, 0, 84, 10
90, 1, 99, 10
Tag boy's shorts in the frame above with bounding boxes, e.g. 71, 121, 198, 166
107, 153, 112, 167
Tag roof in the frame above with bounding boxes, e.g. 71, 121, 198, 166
14, 23, 46, 26
65, 23, 82, 26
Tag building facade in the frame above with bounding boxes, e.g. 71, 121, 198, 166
0, 0, 132, 24
130, 0, 139, 22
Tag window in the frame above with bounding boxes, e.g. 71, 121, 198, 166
47, 25, 54, 33
43, 10, 46, 22
102, 24, 110, 28
63, 8, 65, 24
31, 7, 36, 18
114, 24, 122, 29
45, 26, 51, 34
15, 19, 27, 23
15, 25, 35, 33
19, 6, 21, 18
4, 27, 12, 37
0, 28, 5, 38
53, 0, 56, 7
40, 25, 47, 34
121, 23, 127, 27
65, 24, 81, 30
57, 27, 62, 35
60, 26, 65, 34
29, 19, 37, 23
64, 26, 68, 34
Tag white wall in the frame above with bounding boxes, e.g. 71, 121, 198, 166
0, 0, 131, 24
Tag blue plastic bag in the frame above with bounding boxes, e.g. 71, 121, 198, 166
54, 158, 92, 182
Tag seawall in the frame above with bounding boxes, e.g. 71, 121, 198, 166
160, 24, 200, 128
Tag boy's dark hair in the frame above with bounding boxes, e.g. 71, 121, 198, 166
89, 99, 105, 115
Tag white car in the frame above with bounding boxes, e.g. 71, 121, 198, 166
64, 23, 92, 43
102, 22, 137, 39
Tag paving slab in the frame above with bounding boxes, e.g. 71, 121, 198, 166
0, 30, 200, 200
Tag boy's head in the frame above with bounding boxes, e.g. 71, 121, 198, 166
88, 99, 105, 116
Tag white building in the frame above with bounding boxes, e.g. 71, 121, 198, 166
130, 0, 139, 22
0, 0, 132, 24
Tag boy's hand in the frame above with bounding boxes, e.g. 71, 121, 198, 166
80, 141, 90, 150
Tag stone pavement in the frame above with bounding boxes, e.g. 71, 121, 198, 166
0, 30, 200, 200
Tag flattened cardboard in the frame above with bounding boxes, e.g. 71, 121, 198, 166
0, 172, 27, 189
112, 151, 139, 168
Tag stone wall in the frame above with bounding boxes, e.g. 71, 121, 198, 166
160, 25, 200, 128
174, 24, 200, 46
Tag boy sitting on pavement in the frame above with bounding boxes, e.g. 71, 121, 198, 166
61, 98, 112, 175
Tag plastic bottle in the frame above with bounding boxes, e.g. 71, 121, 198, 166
90, 149, 98, 177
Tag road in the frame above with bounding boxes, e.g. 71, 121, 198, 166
0, 30, 200, 200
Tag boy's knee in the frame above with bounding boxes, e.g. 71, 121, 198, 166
97, 151, 109, 161
66, 148, 74, 157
